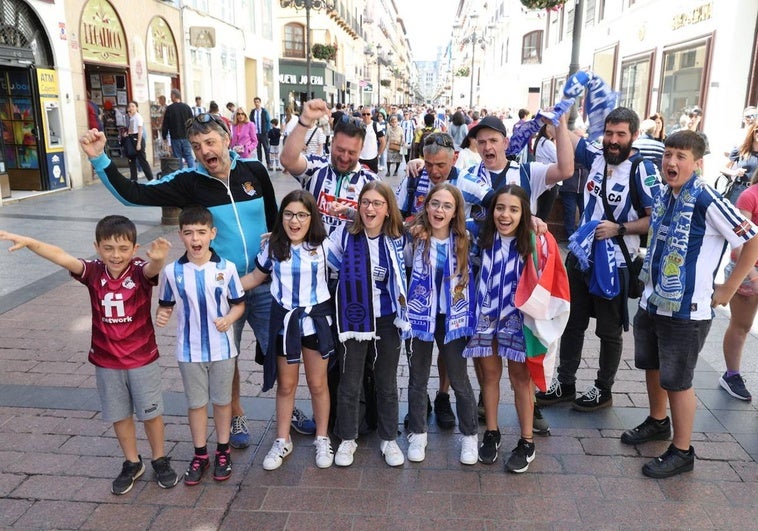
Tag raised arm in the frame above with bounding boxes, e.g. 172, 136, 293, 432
0, 231, 83, 275
545, 114, 575, 185
142, 237, 172, 279
280, 99, 329, 176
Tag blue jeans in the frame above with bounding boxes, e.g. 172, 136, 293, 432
233, 283, 273, 356
559, 190, 583, 237
171, 138, 195, 169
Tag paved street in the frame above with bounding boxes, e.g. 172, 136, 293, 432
0, 169, 757, 529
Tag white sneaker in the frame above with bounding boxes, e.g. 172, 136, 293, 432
334, 439, 358, 467
314, 436, 334, 469
262, 438, 293, 471
380, 440, 405, 467
407, 432, 427, 462
460, 434, 479, 465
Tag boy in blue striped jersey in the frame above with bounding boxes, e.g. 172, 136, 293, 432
156, 206, 246, 485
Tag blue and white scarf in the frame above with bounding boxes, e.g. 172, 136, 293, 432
640, 176, 704, 312
506, 98, 575, 157
336, 231, 411, 341
407, 234, 475, 343
464, 236, 526, 360
568, 219, 619, 299
563, 71, 618, 142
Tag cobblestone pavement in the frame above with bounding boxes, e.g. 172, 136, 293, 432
0, 170, 757, 529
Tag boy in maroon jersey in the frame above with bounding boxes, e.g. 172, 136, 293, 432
0, 216, 178, 495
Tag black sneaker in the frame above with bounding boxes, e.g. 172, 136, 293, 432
535, 379, 576, 406
504, 438, 536, 473
184, 455, 210, 486
478, 429, 501, 464
532, 405, 551, 436
151, 456, 179, 489
642, 444, 695, 478
621, 416, 671, 445
572, 385, 612, 411
719, 372, 752, 401
213, 450, 232, 481
112, 457, 145, 495
434, 392, 456, 429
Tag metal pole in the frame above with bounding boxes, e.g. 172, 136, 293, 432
567, 0, 584, 130
469, 31, 476, 109
305, 3, 312, 102
377, 60, 381, 108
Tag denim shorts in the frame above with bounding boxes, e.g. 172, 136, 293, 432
96, 360, 163, 423
178, 357, 236, 409
632, 309, 711, 391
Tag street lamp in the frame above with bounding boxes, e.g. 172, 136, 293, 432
280, 0, 335, 102
467, 13, 479, 109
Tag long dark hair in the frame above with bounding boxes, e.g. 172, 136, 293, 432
268, 190, 327, 261
478, 185, 533, 259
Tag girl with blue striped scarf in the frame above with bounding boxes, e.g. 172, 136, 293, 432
326, 181, 411, 467
405, 183, 479, 465
465, 185, 545, 473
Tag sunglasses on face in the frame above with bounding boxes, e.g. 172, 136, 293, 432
335, 114, 366, 130
187, 113, 230, 134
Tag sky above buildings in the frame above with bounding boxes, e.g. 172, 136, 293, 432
397, 0, 458, 61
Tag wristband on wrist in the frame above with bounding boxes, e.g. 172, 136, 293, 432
298, 118, 312, 128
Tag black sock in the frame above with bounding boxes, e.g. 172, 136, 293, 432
217, 443, 229, 454
195, 446, 208, 457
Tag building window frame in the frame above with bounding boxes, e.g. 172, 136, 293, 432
283, 22, 305, 58
521, 30, 543, 64
619, 50, 655, 119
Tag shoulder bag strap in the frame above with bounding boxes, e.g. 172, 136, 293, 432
600, 164, 634, 268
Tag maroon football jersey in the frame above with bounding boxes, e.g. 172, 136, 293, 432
73, 258, 159, 369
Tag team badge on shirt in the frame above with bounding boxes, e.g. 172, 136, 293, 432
242, 182, 257, 197
122, 277, 136, 290
215, 272, 225, 284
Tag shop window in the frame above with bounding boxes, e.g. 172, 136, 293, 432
521, 31, 543, 65
619, 52, 653, 118
659, 38, 711, 135
283, 23, 305, 58
541, 79, 552, 109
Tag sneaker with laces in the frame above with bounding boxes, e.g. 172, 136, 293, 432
478, 429, 501, 464
572, 385, 613, 411
407, 432, 427, 462
460, 434, 479, 465
642, 444, 695, 478
719, 372, 752, 401
380, 440, 405, 467
535, 379, 576, 406
184, 455, 210, 486
230, 415, 250, 449
335, 439, 358, 467
533, 405, 551, 436
151, 456, 178, 489
291, 408, 317, 435
434, 392, 456, 429
112, 457, 145, 495
621, 416, 671, 445
314, 436, 334, 468
504, 438, 536, 473
262, 438, 293, 471
213, 450, 232, 481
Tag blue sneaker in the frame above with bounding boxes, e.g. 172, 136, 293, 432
230, 415, 250, 449
291, 408, 316, 435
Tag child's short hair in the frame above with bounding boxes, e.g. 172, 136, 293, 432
179, 206, 214, 228
271, 118, 279, 126
664, 130, 706, 160
95, 215, 137, 244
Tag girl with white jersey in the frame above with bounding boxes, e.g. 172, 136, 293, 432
241, 190, 335, 470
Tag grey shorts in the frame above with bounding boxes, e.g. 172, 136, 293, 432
178, 357, 236, 409
633, 309, 711, 391
96, 360, 164, 423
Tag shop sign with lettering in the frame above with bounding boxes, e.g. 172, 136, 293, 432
80, 0, 128, 65
147, 17, 178, 73
279, 74, 325, 86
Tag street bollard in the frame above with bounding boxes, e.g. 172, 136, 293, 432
159, 157, 181, 225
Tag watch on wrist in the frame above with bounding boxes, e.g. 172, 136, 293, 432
618, 223, 627, 236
